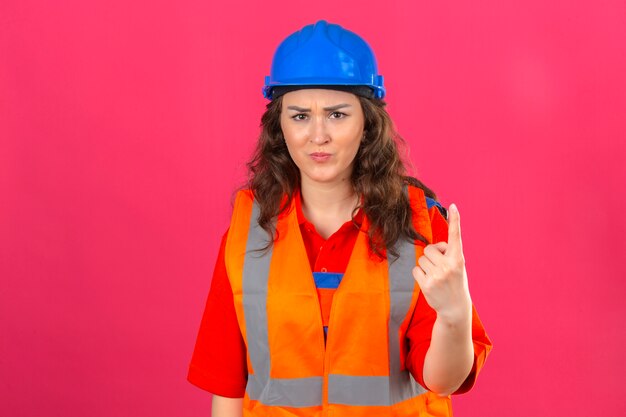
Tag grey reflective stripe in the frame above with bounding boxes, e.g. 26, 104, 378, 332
328, 375, 391, 405
242, 201, 323, 407
248, 374, 323, 407
386, 185, 428, 401
386, 233, 427, 402
242, 201, 273, 402
241, 196, 425, 408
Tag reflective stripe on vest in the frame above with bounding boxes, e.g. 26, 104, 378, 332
239, 192, 428, 408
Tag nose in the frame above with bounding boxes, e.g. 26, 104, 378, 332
310, 117, 331, 145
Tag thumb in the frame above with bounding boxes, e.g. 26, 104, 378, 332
447, 203, 463, 254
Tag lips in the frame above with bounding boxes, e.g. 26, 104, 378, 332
310, 152, 331, 162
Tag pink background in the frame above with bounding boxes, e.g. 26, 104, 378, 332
2, 1, 625, 416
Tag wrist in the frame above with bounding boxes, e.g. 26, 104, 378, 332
435, 301, 472, 328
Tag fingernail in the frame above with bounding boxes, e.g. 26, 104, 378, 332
450, 203, 458, 213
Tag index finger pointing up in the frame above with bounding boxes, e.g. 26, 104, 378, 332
447, 203, 463, 255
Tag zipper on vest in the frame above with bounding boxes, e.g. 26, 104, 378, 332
322, 270, 349, 416
297, 244, 330, 411
303, 267, 329, 410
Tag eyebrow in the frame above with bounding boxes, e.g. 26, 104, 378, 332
286, 103, 352, 112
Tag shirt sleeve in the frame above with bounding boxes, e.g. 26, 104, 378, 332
187, 229, 248, 397
405, 205, 493, 395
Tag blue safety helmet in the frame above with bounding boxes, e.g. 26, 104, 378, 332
263, 20, 385, 100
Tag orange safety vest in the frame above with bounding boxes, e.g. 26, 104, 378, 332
225, 186, 453, 417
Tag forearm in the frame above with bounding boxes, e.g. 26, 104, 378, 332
212, 394, 243, 417
422, 308, 474, 396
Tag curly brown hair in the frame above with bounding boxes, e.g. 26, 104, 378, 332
245, 94, 438, 258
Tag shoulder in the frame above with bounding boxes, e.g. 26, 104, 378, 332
405, 184, 425, 203
227, 189, 257, 238
231, 189, 256, 214
405, 185, 447, 220
424, 196, 448, 220
233, 188, 254, 203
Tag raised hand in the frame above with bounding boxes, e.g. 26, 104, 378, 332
411, 203, 472, 322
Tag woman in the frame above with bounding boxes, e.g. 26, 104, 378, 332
188, 20, 492, 417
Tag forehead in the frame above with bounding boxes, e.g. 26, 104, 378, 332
281, 88, 360, 106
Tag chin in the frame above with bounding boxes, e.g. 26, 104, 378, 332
306, 171, 350, 185
300, 163, 352, 185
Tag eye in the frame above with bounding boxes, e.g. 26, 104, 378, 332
292, 114, 307, 121
330, 111, 346, 119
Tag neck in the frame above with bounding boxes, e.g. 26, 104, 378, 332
299, 177, 360, 237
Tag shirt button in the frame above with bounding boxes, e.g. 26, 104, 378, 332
321, 267, 327, 272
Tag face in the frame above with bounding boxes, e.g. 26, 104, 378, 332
280, 89, 365, 188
